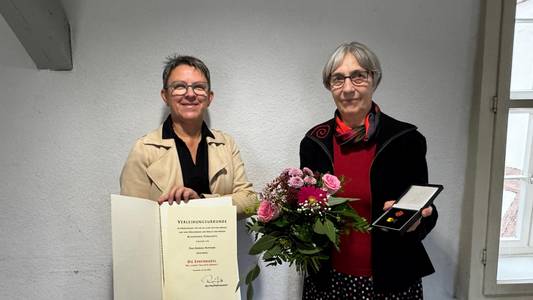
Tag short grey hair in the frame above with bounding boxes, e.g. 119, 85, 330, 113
322, 41, 382, 90
162, 55, 211, 89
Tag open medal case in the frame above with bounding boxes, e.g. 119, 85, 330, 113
372, 184, 443, 233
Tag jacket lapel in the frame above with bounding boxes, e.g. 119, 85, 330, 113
207, 133, 227, 190
144, 128, 183, 194
305, 118, 335, 165
141, 125, 229, 195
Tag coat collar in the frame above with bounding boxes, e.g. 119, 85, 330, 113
305, 111, 418, 159
143, 124, 226, 148
142, 123, 227, 194
161, 115, 215, 141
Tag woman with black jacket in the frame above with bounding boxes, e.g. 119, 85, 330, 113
300, 41, 437, 300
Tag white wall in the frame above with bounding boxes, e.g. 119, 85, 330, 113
0, 0, 479, 299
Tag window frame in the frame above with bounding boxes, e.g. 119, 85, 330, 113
483, 0, 533, 295
456, 0, 533, 298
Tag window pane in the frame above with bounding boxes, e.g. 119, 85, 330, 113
501, 112, 530, 241
501, 180, 522, 240
498, 109, 533, 283
510, 0, 533, 100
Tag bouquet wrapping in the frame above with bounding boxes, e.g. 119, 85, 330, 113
244, 167, 369, 299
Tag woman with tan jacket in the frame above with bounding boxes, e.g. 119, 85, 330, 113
120, 55, 256, 219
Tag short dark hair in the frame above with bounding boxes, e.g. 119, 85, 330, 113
162, 55, 211, 89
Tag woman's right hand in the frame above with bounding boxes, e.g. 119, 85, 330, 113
158, 186, 200, 205
383, 199, 433, 232
383, 200, 396, 211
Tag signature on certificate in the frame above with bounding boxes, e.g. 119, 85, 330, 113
201, 274, 226, 286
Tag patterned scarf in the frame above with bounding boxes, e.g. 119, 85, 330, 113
334, 102, 381, 145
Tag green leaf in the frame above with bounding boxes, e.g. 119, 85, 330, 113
272, 217, 289, 227
249, 223, 262, 232
247, 219, 264, 233
297, 248, 322, 255
292, 225, 312, 242
352, 217, 370, 232
266, 261, 279, 267
310, 257, 320, 273
247, 283, 254, 300
313, 219, 326, 235
340, 208, 359, 219
245, 263, 260, 285
329, 203, 350, 213
313, 218, 336, 244
263, 244, 282, 260
245, 263, 260, 300
328, 197, 349, 206
249, 234, 277, 255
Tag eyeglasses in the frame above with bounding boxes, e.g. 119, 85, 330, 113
166, 81, 209, 96
330, 70, 373, 89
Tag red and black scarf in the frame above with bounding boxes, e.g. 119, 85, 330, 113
335, 102, 381, 145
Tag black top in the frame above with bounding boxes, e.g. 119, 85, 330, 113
300, 112, 437, 292
162, 115, 214, 195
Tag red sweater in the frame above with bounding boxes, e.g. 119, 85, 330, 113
332, 138, 376, 277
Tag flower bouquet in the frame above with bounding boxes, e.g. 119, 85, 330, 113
244, 167, 369, 299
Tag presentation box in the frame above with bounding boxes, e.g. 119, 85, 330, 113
372, 184, 443, 233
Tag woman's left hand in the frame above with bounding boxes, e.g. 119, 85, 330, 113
158, 186, 200, 205
383, 200, 433, 232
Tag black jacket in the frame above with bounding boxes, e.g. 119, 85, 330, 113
299, 112, 437, 292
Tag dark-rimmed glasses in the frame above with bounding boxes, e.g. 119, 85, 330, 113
166, 81, 209, 96
330, 70, 373, 89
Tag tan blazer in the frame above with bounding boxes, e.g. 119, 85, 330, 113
120, 125, 256, 219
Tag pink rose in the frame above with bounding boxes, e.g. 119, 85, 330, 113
302, 167, 314, 177
288, 176, 304, 188
287, 168, 303, 177
257, 201, 280, 223
322, 174, 341, 194
303, 176, 317, 185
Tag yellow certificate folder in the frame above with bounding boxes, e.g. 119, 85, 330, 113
111, 194, 239, 300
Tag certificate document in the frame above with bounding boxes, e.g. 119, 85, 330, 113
161, 203, 238, 299
111, 194, 240, 300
